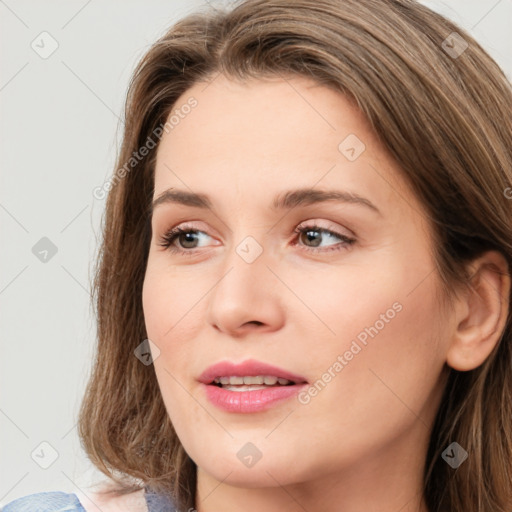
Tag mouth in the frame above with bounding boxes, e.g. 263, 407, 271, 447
198, 359, 308, 386
210, 374, 297, 391
198, 359, 308, 413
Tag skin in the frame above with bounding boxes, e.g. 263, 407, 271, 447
142, 74, 510, 512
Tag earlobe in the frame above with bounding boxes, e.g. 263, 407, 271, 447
446, 251, 510, 372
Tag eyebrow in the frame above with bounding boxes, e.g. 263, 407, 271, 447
151, 188, 381, 216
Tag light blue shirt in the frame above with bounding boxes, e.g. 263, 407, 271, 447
1, 488, 178, 511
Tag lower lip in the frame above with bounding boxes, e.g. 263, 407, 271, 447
202, 383, 308, 413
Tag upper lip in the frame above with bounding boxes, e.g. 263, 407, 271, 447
198, 359, 308, 384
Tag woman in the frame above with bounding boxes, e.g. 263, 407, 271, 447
4, 0, 511, 510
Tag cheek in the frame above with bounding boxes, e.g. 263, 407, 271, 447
142, 257, 203, 340
306, 269, 445, 439
299, 246, 445, 420
142, 258, 208, 403
142, 265, 200, 431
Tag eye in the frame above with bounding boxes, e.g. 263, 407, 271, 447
157, 222, 356, 256
292, 224, 356, 253
157, 225, 213, 256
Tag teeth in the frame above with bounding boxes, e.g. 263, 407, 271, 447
222, 385, 269, 392
212, 375, 292, 386
243, 376, 265, 385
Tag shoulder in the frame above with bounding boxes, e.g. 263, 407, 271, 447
2, 486, 179, 512
79, 487, 176, 512
79, 488, 148, 512
1, 488, 151, 512
1, 491, 85, 511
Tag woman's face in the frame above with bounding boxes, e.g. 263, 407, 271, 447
142, 74, 451, 492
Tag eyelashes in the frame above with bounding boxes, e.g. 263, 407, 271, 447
157, 223, 356, 257
291, 225, 356, 253
158, 226, 212, 255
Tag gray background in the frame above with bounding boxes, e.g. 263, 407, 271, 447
1, 0, 511, 507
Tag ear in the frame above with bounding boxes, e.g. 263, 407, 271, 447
446, 250, 510, 371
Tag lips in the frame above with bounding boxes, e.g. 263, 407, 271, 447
199, 359, 309, 413
198, 359, 308, 385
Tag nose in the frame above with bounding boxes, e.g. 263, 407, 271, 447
206, 241, 285, 338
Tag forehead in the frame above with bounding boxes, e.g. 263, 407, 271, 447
153, 74, 420, 220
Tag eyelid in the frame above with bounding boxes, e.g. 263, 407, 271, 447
159, 218, 352, 238
295, 219, 353, 237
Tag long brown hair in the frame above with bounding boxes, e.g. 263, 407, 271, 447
77, 1, 512, 510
